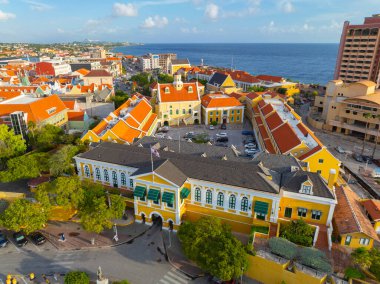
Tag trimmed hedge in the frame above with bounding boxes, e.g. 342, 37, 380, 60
298, 247, 332, 273
268, 237, 298, 259
344, 267, 365, 280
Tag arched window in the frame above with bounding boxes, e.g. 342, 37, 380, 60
104, 169, 109, 182
194, 188, 201, 202
165, 87, 170, 93
95, 168, 101, 180
241, 197, 249, 212
229, 194, 236, 209
217, 192, 224, 207
84, 165, 90, 177
206, 190, 212, 204
112, 171, 118, 186
121, 173, 126, 186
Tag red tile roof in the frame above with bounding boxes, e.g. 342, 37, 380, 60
260, 103, 274, 117
361, 199, 380, 221
335, 186, 379, 240
256, 74, 284, 83
68, 111, 85, 121
84, 69, 112, 77
263, 138, 276, 154
271, 123, 301, 153
297, 123, 309, 137
254, 116, 263, 126
63, 101, 76, 110
246, 92, 259, 100
265, 112, 283, 131
298, 145, 322, 160
258, 124, 269, 140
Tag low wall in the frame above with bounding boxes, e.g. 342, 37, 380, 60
245, 252, 327, 284
0, 191, 24, 201
307, 115, 324, 129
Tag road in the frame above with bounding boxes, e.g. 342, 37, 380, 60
0, 225, 208, 284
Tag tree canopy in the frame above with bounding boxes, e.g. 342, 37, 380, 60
247, 85, 266, 92
29, 124, 64, 151
48, 145, 79, 176
64, 271, 90, 284
0, 124, 26, 167
1, 199, 49, 234
279, 219, 314, 247
178, 217, 248, 281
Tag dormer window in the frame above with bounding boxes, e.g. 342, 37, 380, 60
300, 182, 313, 195
188, 86, 193, 93
46, 107, 56, 115
165, 87, 170, 94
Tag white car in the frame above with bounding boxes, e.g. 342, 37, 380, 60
245, 143, 257, 149
216, 132, 228, 138
155, 133, 165, 138
209, 125, 215, 130
245, 148, 258, 156
335, 146, 345, 154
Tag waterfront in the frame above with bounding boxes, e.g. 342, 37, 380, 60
113, 43, 338, 85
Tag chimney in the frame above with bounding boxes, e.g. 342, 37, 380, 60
328, 169, 336, 189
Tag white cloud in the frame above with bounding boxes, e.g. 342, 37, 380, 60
180, 26, 200, 34
141, 15, 168, 29
24, 0, 52, 11
0, 0, 9, 4
174, 17, 187, 23
278, 0, 294, 13
0, 9, 15, 21
57, 28, 65, 34
205, 3, 218, 20
113, 2, 138, 17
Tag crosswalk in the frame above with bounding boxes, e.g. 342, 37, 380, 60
157, 268, 191, 284
43, 252, 76, 273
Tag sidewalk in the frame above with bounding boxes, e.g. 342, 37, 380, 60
162, 230, 204, 278
41, 219, 150, 251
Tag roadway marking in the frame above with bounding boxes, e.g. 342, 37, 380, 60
163, 275, 181, 284
7, 238, 21, 253
166, 271, 189, 283
159, 280, 170, 284
28, 239, 42, 252
19, 276, 27, 284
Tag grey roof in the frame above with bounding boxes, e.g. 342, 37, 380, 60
281, 171, 334, 199
94, 87, 112, 101
208, 73, 228, 87
76, 142, 335, 199
252, 152, 302, 174
171, 59, 190, 65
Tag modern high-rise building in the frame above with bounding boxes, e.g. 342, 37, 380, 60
334, 14, 380, 87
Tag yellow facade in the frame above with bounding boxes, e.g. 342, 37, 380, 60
202, 106, 244, 125
156, 100, 201, 126
340, 232, 374, 249
170, 64, 191, 75
245, 254, 327, 284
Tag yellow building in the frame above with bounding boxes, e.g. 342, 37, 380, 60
74, 142, 337, 250
251, 97, 341, 184
168, 59, 191, 75
310, 80, 380, 142
81, 94, 158, 144
151, 75, 203, 126
333, 185, 379, 249
201, 93, 244, 125
206, 72, 241, 94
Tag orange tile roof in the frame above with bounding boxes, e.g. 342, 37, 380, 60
92, 120, 108, 135
84, 69, 112, 77
141, 113, 157, 132
63, 101, 76, 110
227, 92, 243, 100
75, 68, 90, 76
256, 74, 284, 83
0, 91, 22, 101
265, 112, 283, 131
335, 186, 379, 240
298, 145, 322, 160
271, 123, 301, 153
252, 106, 259, 114
125, 116, 139, 128
361, 199, 380, 221
201, 94, 242, 108
129, 99, 151, 123
68, 111, 84, 121
159, 83, 199, 102
112, 120, 141, 143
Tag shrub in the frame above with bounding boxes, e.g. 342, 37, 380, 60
370, 261, 380, 281
344, 267, 365, 280
64, 271, 90, 284
279, 220, 314, 247
298, 247, 332, 273
112, 281, 131, 284
351, 247, 372, 270
211, 120, 218, 126
268, 237, 298, 259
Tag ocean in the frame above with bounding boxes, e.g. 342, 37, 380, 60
113, 43, 339, 85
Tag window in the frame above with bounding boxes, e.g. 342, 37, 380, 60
317, 170, 322, 174
297, 207, 307, 217
170, 109, 173, 115
165, 87, 170, 93
237, 116, 240, 121
209, 118, 213, 123
345, 235, 352, 246
47, 107, 57, 115
84, 165, 90, 177
223, 110, 227, 115
112, 171, 118, 186
256, 212, 266, 220
241, 197, 248, 212
231, 110, 234, 114
237, 110, 240, 114
130, 179, 134, 188
216, 111, 219, 115
95, 168, 101, 180
121, 173, 126, 186
188, 86, 193, 93
284, 207, 292, 218
231, 117, 234, 122
229, 194, 236, 209
206, 190, 212, 204
359, 238, 370, 246
182, 109, 185, 114
210, 111, 213, 115
318, 159, 324, 164
311, 210, 322, 220
103, 169, 109, 182
167, 202, 173, 208
176, 109, 179, 115
301, 185, 312, 195
188, 109, 192, 114
195, 188, 201, 202
217, 192, 224, 207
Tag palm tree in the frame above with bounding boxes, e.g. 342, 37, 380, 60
371, 114, 380, 159
361, 113, 373, 156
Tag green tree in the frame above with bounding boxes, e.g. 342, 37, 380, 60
279, 219, 314, 246
80, 196, 113, 234
361, 113, 373, 156
0, 124, 26, 167
247, 85, 266, 92
178, 217, 248, 281
351, 247, 373, 270
31, 124, 64, 151
277, 88, 287, 95
130, 73, 150, 87
1, 199, 48, 234
48, 145, 79, 176
157, 73, 174, 83
109, 194, 125, 219
64, 271, 90, 284
112, 94, 130, 108
112, 280, 131, 284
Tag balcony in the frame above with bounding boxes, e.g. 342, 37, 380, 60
329, 120, 379, 136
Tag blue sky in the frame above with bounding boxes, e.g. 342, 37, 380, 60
0, 0, 379, 43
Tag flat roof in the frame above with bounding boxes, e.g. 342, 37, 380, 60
1, 95, 40, 105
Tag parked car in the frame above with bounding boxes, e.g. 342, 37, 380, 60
362, 155, 373, 164
157, 126, 169, 133
155, 133, 165, 138
215, 142, 228, 147
242, 130, 254, 136
244, 143, 257, 149
353, 153, 364, 163
374, 159, 380, 167
245, 148, 258, 156
13, 232, 28, 247
221, 123, 227, 130
209, 125, 215, 130
0, 231, 8, 248
216, 137, 229, 143
244, 138, 255, 144
29, 232, 46, 246
335, 146, 345, 154
183, 132, 195, 139
216, 132, 228, 138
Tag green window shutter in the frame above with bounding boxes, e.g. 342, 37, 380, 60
147, 189, 160, 202
254, 201, 269, 214
134, 186, 146, 198
180, 188, 190, 199
162, 192, 175, 204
